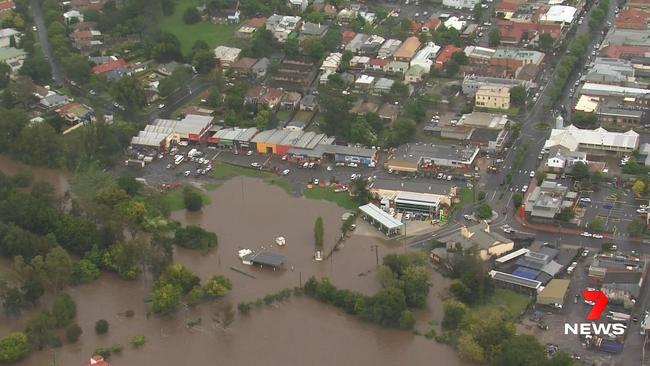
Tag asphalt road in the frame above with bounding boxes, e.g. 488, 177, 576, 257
30, 0, 64, 86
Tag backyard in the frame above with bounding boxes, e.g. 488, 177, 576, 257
160, 0, 238, 55
474, 288, 531, 319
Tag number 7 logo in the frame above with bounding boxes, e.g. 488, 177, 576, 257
582, 290, 608, 321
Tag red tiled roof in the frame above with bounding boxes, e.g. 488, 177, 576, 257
232, 57, 257, 70
496, 1, 519, 11
615, 8, 650, 29
602, 44, 650, 58
342, 30, 357, 44
92, 59, 126, 74
0, 0, 14, 12
369, 58, 389, 66
83, 355, 111, 366
260, 88, 283, 105
497, 19, 561, 42
245, 17, 267, 28
409, 20, 422, 32
246, 85, 264, 98
423, 17, 441, 31
435, 45, 462, 68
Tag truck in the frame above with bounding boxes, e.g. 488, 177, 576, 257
607, 312, 631, 323
124, 159, 145, 168
174, 156, 184, 165
187, 148, 198, 158
143, 156, 154, 163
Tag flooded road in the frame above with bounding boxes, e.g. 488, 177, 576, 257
1, 175, 468, 366
0, 155, 70, 196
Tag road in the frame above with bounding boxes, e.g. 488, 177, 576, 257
30, 0, 64, 86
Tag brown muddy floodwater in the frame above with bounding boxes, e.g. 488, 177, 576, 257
1, 176, 468, 366
0, 155, 70, 196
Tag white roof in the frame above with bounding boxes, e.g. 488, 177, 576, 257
581, 82, 650, 98
394, 191, 442, 207
359, 204, 403, 230
0, 28, 19, 38
574, 95, 599, 113
214, 46, 241, 62
539, 5, 577, 23
495, 248, 530, 264
411, 42, 441, 69
444, 17, 466, 31
356, 74, 375, 84
545, 125, 639, 152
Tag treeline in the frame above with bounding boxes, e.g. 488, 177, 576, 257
303, 252, 429, 329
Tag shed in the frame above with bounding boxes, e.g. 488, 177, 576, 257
246, 251, 287, 268
537, 279, 571, 306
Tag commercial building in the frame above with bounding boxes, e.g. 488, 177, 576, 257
462, 75, 527, 97
580, 82, 650, 105
489, 270, 542, 294
538, 5, 578, 25
393, 191, 442, 215
464, 46, 496, 64
214, 46, 241, 66
434, 223, 514, 261
537, 279, 571, 307
434, 45, 462, 69
393, 36, 421, 62
490, 48, 545, 73
544, 125, 639, 155
524, 181, 576, 223
585, 58, 637, 87
386, 143, 479, 172
475, 85, 511, 110
442, 0, 479, 9
359, 203, 404, 236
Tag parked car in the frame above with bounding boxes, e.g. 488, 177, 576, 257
521, 185, 528, 192
282, 169, 290, 175
581, 232, 593, 237
530, 171, 535, 177
347, 162, 358, 168
593, 234, 604, 239
580, 197, 591, 203
250, 162, 261, 168
247, 150, 253, 156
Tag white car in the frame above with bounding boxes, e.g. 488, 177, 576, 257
247, 150, 253, 156
326, 165, 333, 171
183, 170, 191, 177
529, 171, 535, 178
347, 162, 358, 168
282, 169, 290, 175
580, 197, 591, 203
593, 234, 604, 239
463, 214, 472, 220
313, 178, 319, 185
503, 228, 515, 234
368, 161, 376, 168
582, 250, 589, 257
158, 103, 165, 109
250, 162, 261, 168
581, 232, 593, 237
637, 209, 648, 214
521, 185, 528, 192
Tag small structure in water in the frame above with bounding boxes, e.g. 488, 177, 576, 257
275, 236, 286, 246
84, 355, 111, 366
314, 250, 323, 261
239, 249, 287, 270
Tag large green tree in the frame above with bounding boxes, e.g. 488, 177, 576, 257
111, 76, 146, 111
0, 332, 30, 363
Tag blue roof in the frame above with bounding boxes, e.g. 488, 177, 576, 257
512, 267, 541, 280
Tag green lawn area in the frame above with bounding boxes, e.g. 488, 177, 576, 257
276, 110, 291, 122
303, 187, 359, 210
459, 187, 475, 203
162, 186, 212, 211
160, 0, 238, 55
294, 110, 314, 122
473, 288, 531, 319
208, 162, 292, 194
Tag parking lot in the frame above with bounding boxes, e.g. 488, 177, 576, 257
578, 186, 642, 240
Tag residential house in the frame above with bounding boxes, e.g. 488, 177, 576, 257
341, 30, 357, 46
360, 35, 385, 56
434, 45, 461, 69
422, 17, 441, 33
350, 99, 379, 114
288, 0, 308, 12
367, 58, 389, 72
337, 8, 357, 22
70, 30, 103, 52
0, 0, 13, 14
410, 42, 441, 73
475, 85, 511, 110
236, 17, 267, 38
214, 46, 241, 67
385, 60, 409, 76
373, 77, 394, 95
433, 223, 514, 262
544, 146, 588, 172
252, 57, 270, 79
265, 15, 301, 43
321, 52, 342, 73
63, 10, 84, 23
378, 103, 399, 123
300, 22, 329, 41
0, 28, 19, 48
281, 91, 302, 110
157, 61, 182, 76
71, 0, 108, 11
377, 39, 402, 59
83, 355, 111, 366
616, 8, 650, 29
259, 87, 284, 110
56, 102, 95, 125
355, 74, 375, 89
345, 33, 369, 53
405, 65, 427, 83
39, 93, 71, 110
300, 94, 318, 111
393, 36, 421, 62
92, 58, 127, 75
231, 57, 258, 76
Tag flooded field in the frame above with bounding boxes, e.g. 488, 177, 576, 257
0, 155, 70, 196
1, 172, 468, 366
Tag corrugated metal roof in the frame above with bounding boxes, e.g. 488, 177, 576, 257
359, 203, 403, 230
266, 129, 291, 144
251, 129, 276, 143
278, 130, 303, 146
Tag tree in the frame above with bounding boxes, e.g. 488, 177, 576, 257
183, 187, 203, 211
0, 332, 30, 363
0, 285, 26, 316
587, 218, 604, 232
628, 218, 646, 237
151, 283, 182, 314
51, 292, 76, 328
400, 265, 429, 308
158, 264, 200, 294
174, 225, 218, 250
111, 76, 146, 111
442, 299, 467, 330
203, 275, 232, 298
301, 37, 326, 59
314, 216, 324, 250
556, 207, 575, 222
192, 49, 215, 74
475, 203, 492, 220
538, 33, 555, 52
44, 247, 73, 293
183, 7, 201, 24
633, 180, 646, 197
131, 335, 145, 347
510, 85, 527, 107
494, 334, 546, 366
457, 332, 485, 363
488, 28, 501, 47
512, 193, 523, 209
571, 162, 590, 181
25, 311, 54, 349
573, 111, 597, 128
389, 118, 416, 146
398, 309, 416, 329
0, 62, 9, 89
65, 324, 82, 343
95, 319, 109, 334
16, 123, 61, 166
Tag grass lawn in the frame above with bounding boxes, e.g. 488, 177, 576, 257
160, 0, 238, 55
162, 186, 212, 211
460, 187, 475, 203
276, 110, 291, 122
208, 162, 292, 194
303, 187, 359, 210
474, 288, 531, 319
294, 110, 314, 122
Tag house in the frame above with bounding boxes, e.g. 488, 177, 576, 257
231, 57, 258, 76
378, 103, 399, 123
434, 223, 514, 262
434, 45, 461, 69
385, 60, 409, 76
377, 39, 402, 59
281, 91, 302, 109
157, 61, 182, 76
236, 17, 267, 38
252, 57, 270, 79
0, 0, 13, 13
355, 74, 375, 89
71, 0, 108, 11
83, 355, 110, 366
288, 0, 308, 12
475, 85, 511, 110
92, 58, 127, 75
405, 65, 427, 83
410, 42, 441, 73
56, 102, 95, 125
444, 16, 466, 31
422, 17, 441, 33
259, 88, 284, 109
616, 8, 650, 30
0, 47, 25, 72
39, 93, 72, 110
63, 10, 84, 23
442, 0, 479, 9
214, 46, 241, 67
341, 30, 357, 46
70, 30, 103, 52
300, 22, 329, 40
490, 48, 545, 74
350, 99, 379, 114
360, 35, 385, 56
337, 8, 357, 22
300, 94, 317, 111
345, 33, 369, 53
265, 15, 301, 42
393, 36, 421, 62
368, 58, 389, 72
544, 146, 587, 172
321, 52, 342, 73
0, 28, 20, 48
462, 75, 527, 97
373, 77, 394, 95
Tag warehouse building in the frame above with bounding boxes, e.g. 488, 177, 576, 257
131, 114, 213, 149
393, 191, 441, 215
537, 279, 571, 308
386, 143, 479, 173
544, 125, 639, 155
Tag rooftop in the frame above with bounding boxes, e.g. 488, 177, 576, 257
359, 203, 404, 230
390, 142, 479, 164
544, 125, 640, 151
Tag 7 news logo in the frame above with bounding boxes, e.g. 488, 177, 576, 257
564, 290, 626, 336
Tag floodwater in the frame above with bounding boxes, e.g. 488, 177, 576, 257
1, 175, 468, 366
0, 155, 70, 196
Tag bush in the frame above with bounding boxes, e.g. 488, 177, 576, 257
399, 310, 416, 330
110, 343, 123, 354
183, 7, 201, 24
65, 324, 82, 343
0, 332, 31, 363
182, 187, 203, 211
131, 335, 145, 347
94, 347, 111, 359
174, 225, 218, 250
187, 285, 206, 306
477, 191, 486, 201
71, 259, 100, 284
475, 203, 492, 220
95, 319, 109, 335
203, 275, 232, 298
